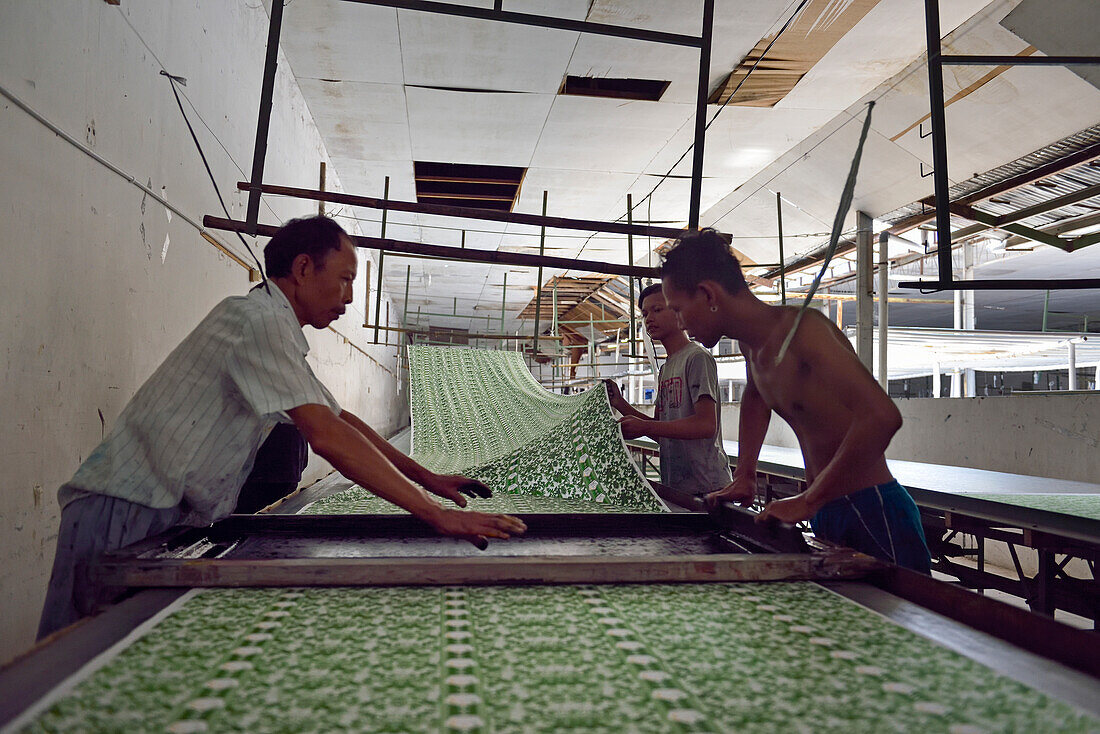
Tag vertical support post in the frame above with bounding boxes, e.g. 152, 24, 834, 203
855, 211, 874, 371
318, 162, 327, 216
961, 238, 976, 396
627, 194, 636, 356
589, 315, 598, 381
362, 260, 372, 328
552, 285, 558, 336
932, 361, 942, 398
776, 191, 787, 305
402, 264, 411, 332
532, 191, 548, 360
245, 0, 285, 233
878, 232, 889, 391
924, 0, 953, 284
1068, 343, 1077, 390
500, 271, 508, 333
1042, 290, 1051, 332
688, 0, 715, 230
373, 177, 390, 343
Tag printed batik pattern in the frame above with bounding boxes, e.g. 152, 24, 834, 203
21, 584, 1097, 733
302, 485, 646, 515
407, 345, 662, 512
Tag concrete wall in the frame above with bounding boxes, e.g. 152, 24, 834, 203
720, 393, 1100, 483
0, 1, 405, 665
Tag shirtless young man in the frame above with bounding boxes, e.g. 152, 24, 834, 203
659, 229, 930, 572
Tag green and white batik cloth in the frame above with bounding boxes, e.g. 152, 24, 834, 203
15, 583, 1097, 732
408, 345, 661, 512
303, 485, 648, 515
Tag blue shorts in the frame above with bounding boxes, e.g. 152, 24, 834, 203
811, 480, 932, 573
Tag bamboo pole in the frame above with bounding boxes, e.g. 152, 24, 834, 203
532, 191, 547, 360
627, 194, 636, 355
373, 176, 390, 342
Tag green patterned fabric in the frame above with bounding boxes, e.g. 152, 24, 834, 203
963, 493, 1100, 522
302, 485, 651, 515
20, 583, 1095, 732
408, 345, 661, 512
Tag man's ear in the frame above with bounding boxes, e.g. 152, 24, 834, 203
697, 280, 721, 309
290, 253, 313, 282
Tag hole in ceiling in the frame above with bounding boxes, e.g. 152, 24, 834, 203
414, 161, 526, 212
407, 84, 528, 94
560, 76, 670, 102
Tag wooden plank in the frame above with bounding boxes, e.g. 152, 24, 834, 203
92, 552, 877, 589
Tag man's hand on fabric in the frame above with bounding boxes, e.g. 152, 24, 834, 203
705, 475, 756, 509
424, 474, 493, 507
618, 415, 652, 440
603, 379, 629, 413
429, 508, 527, 550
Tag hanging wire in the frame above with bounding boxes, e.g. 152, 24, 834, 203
161, 71, 268, 287
774, 101, 875, 365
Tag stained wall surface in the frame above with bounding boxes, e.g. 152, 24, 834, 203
0, 1, 405, 665
721, 394, 1100, 484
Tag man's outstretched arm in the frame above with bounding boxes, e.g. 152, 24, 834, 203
290, 404, 525, 546
603, 380, 650, 420
618, 396, 718, 441
339, 409, 489, 505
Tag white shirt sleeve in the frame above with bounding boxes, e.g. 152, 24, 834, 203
226, 311, 340, 419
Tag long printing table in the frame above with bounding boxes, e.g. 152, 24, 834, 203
5, 433, 1099, 732
628, 438, 1100, 625
4, 473, 1099, 732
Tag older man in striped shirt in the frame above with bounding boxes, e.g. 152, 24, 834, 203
38, 216, 526, 639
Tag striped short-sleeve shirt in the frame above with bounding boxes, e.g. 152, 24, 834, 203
58, 283, 339, 526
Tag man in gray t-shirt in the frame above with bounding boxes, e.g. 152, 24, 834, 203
608, 284, 733, 496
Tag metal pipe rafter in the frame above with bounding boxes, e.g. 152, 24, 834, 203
340, 0, 704, 47
244, 0, 284, 234
204, 216, 660, 278
687, 0, 715, 230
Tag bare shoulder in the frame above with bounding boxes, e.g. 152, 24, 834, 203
797, 309, 855, 354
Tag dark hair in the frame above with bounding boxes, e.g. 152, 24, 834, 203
638, 282, 665, 308
264, 216, 349, 278
660, 228, 747, 295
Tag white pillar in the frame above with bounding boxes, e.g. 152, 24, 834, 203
954, 239, 976, 396
856, 212, 874, 371
1068, 343, 1077, 390
877, 232, 889, 390
932, 362, 942, 398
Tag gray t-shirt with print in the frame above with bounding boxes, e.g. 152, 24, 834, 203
655, 342, 733, 495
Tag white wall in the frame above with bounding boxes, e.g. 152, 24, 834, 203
721, 394, 1100, 484
0, 1, 405, 665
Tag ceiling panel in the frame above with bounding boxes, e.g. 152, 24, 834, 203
281, 1, 403, 83
397, 8, 581, 93
529, 96, 695, 173
297, 79, 410, 162
647, 103, 838, 179
405, 87, 555, 166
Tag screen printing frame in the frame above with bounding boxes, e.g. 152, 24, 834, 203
629, 439, 1100, 626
